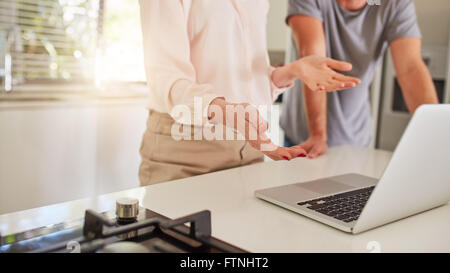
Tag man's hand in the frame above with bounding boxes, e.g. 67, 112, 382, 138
290, 55, 360, 92
271, 55, 361, 92
297, 136, 328, 159
208, 98, 306, 160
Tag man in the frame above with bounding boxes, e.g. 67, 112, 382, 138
281, 0, 439, 158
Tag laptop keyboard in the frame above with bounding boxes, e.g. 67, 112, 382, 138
297, 186, 375, 223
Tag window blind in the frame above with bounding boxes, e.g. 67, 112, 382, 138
0, 0, 103, 87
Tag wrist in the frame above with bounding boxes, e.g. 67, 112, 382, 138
289, 59, 305, 81
309, 132, 327, 142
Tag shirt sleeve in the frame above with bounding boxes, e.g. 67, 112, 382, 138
384, 0, 422, 44
269, 66, 293, 102
286, 0, 323, 24
139, 0, 220, 126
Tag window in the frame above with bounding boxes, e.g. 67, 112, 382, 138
0, 0, 145, 93
99, 0, 145, 84
0, 0, 100, 87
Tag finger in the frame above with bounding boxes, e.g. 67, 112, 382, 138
279, 149, 293, 161
294, 146, 308, 157
341, 82, 357, 89
286, 146, 307, 158
326, 58, 353, 71
265, 154, 279, 161
322, 80, 345, 92
246, 127, 277, 152
322, 80, 355, 92
297, 142, 313, 153
236, 120, 257, 148
267, 153, 288, 161
265, 147, 292, 161
308, 145, 325, 159
260, 137, 278, 152
245, 123, 261, 147
332, 73, 361, 84
258, 115, 269, 134
244, 107, 268, 134
252, 110, 269, 134
308, 149, 319, 159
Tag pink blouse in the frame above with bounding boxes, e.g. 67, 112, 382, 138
139, 0, 285, 125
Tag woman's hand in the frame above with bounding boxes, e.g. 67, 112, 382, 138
262, 143, 307, 161
208, 97, 268, 136
208, 98, 306, 160
272, 55, 361, 92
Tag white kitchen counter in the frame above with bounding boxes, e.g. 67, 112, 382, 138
1, 145, 449, 252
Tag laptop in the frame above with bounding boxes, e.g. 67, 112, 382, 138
255, 104, 450, 234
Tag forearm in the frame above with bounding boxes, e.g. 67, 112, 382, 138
298, 55, 327, 139
390, 38, 439, 114
303, 86, 327, 139
288, 15, 328, 139
397, 62, 439, 113
272, 61, 327, 139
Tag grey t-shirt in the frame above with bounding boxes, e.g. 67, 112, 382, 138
280, 0, 421, 147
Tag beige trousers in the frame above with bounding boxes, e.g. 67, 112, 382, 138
139, 110, 264, 186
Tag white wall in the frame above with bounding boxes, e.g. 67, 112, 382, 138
0, 100, 148, 214
415, 0, 450, 46
267, 0, 289, 52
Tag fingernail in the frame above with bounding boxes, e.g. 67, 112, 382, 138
282, 156, 289, 161
298, 154, 306, 157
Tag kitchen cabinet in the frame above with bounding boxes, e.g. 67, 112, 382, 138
0, 98, 148, 214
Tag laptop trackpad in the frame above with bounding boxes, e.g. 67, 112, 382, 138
297, 179, 355, 195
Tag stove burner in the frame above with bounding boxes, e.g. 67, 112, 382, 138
0, 201, 246, 253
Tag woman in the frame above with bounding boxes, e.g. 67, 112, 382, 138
138, 0, 360, 186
